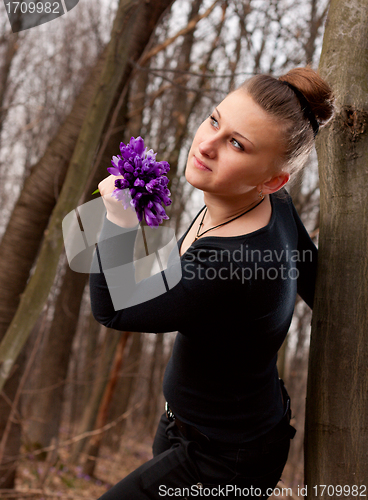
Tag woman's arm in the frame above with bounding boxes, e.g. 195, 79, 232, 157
89, 214, 240, 333
291, 202, 318, 309
90, 174, 242, 333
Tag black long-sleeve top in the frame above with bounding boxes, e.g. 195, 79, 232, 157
89, 190, 317, 444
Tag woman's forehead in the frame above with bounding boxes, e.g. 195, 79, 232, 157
216, 90, 282, 150
217, 90, 273, 122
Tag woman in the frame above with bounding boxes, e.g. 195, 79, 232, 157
90, 66, 334, 499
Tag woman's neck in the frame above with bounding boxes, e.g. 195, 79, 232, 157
202, 189, 265, 227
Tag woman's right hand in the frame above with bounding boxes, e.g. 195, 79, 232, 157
98, 175, 139, 228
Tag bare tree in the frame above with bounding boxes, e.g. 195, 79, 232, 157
102, 332, 143, 451
305, 0, 368, 494
0, 0, 334, 490
0, 46, 108, 342
0, 0, 175, 488
82, 331, 131, 476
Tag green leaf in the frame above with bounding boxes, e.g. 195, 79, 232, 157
91, 188, 100, 195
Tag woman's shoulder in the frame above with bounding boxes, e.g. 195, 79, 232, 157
271, 187, 293, 208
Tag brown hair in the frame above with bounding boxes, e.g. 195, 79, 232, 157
239, 66, 335, 175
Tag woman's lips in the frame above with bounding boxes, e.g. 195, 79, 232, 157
193, 155, 212, 171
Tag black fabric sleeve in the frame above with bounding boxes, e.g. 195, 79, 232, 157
89, 216, 242, 334
291, 203, 318, 309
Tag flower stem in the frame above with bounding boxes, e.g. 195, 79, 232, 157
141, 223, 149, 256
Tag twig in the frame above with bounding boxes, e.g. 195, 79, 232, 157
81, 1, 222, 203
130, 61, 257, 79
37, 436, 59, 488
80, 79, 132, 203
4, 402, 141, 463
139, 0, 221, 66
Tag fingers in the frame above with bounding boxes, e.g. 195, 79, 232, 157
98, 175, 124, 197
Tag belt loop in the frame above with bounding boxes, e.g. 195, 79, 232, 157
165, 401, 175, 422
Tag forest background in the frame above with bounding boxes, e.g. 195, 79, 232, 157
0, 0, 337, 497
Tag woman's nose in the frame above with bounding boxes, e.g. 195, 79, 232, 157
198, 138, 217, 158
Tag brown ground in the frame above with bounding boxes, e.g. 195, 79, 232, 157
9, 435, 302, 499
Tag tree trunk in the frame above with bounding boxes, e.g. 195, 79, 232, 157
103, 332, 143, 451
0, 0, 174, 488
0, 0, 175, 389
127, 59, 151, 139
143, 335, 165, 436
68, 310, 101, 437
23, 85, 130, 451
305, 0, 368, 494
0, 46, 107, 341
25, 266, 88, 452
168, 1, 227, 223
82, 331, 131, 477
69, 328, 121, 463
0, 30, 106, 494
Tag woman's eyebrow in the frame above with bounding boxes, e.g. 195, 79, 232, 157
214, 108, 255, 147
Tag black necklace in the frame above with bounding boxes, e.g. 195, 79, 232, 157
192, 196, 265, 244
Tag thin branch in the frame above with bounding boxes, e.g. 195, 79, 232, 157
81, 0, 222, 200
130, 60, 257, 78
139, 0, 221, 66
2, 402, 141, 464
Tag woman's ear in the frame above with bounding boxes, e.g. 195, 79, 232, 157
259, 172, 290, 194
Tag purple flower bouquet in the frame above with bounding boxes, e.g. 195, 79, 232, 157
103, 136, 172, 227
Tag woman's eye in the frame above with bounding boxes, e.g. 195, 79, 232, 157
209, 115, 219, 128
231, 138, 244, 151
208, 115, 244, 151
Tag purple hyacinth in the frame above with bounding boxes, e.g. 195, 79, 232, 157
107, 136, 171, 227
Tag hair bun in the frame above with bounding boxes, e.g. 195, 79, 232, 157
279, 66, 335, 126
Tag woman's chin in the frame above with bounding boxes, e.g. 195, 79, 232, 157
185, 167, 210, 191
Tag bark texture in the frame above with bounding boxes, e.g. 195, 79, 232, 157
0, 0, 174, 387
0, 0, 174, 488
82, 331, 131, 476
23, 87, 130, 451
0, 48, 107, 341
305, 0, 368, 493
69, 328, 122, 463
24, 267, 88, 450
0, 30, 19, 140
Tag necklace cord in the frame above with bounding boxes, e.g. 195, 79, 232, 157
192, 196, 265, 243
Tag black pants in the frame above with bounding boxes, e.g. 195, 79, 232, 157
97, 382, 295, 499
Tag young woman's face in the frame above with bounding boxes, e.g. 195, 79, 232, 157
185, 90, 285, 198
